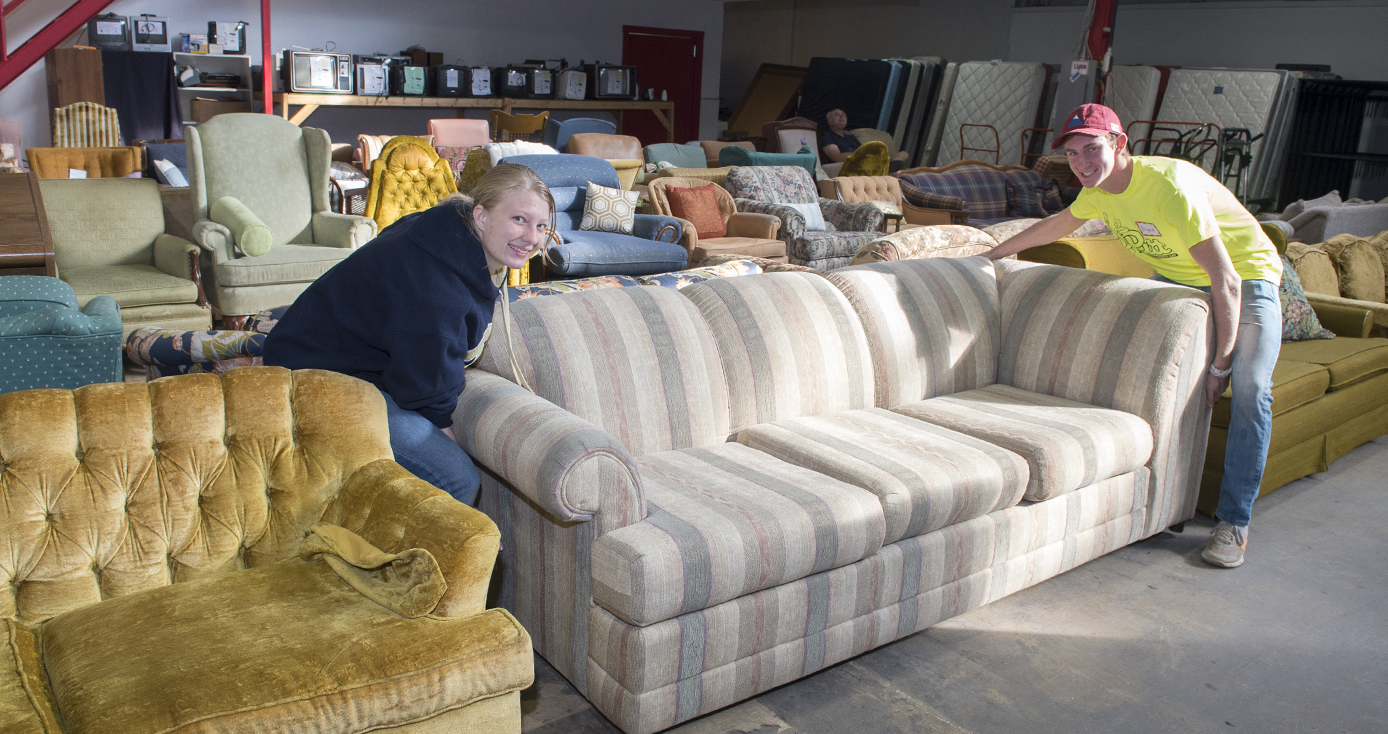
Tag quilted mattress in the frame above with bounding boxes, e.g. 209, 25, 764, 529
1155, 68, 1293, 203
1107, 65, 1164, 148
937, 61, 1049, 168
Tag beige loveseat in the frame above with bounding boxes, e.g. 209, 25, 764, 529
456, 257, 1213, 733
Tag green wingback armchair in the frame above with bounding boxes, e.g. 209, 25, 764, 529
41, 178, 211, 340
186, 114, 377, 322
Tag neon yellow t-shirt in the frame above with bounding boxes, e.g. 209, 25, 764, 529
1067, 156, 1282, 286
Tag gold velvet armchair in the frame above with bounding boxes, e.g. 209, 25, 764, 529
364, 135, 458, 230
0, 367, 533, 734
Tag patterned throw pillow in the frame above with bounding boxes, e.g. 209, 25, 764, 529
1279, 254, 1335, 342
666, 184, 726, 239
434, 145, 476, 179
580, 182, 638, 234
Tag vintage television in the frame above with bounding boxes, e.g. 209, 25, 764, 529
526, 67, 554, 99
555, 69, 587, 100
392, 64, 430, 96
498, 66, 533, 97
208, 21, 247, 55
381, 56, 411, 96
282, 51, 353, 94
354, 55, 392, 96
87, 14, 130, 51
585, 64, 638, 100
465, 67, 495, 98
435, 65, 466, 97
131, 15, 170, 52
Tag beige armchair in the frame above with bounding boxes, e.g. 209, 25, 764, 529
40, 177, 210, 338
0, 367, 533, 733
647, 175, 786, 266
187, 114, 377, 324
824, 175, 927, 232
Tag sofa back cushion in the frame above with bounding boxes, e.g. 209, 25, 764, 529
682, 272, 875, 433
899, 164, 1008, 220
502, 153, 617, 232
724, 165, 819, 205
643, 142, 707, 169
41, 178, 165, 270
833, 175, 904, 208
0, 368, 393, 626
476, 285, 731, 456
828, 257, 1000, 408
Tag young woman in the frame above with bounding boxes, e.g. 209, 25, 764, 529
988, 104, 1281, 569
264, 163, 555, 505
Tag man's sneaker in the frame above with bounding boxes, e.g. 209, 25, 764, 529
1201, 522, 1249, 568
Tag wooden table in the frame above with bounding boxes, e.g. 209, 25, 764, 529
274, 93, 676, 142
0, 173, 57, 277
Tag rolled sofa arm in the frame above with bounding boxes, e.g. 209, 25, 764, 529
1307, 297, 1374, 338
210, 196, 273, 257
323, 458, 500, 618
820, 197, 883, 232
313, 210, 378, 248
632, 214, 683, 244
191, 219, 234, 259
735, 199, 805, 241
454, 369, 645, 536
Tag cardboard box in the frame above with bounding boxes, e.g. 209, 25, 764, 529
190, 97, 251, 123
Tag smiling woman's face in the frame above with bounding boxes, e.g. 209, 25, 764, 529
473, 189, 550, 271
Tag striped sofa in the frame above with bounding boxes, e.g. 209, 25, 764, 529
458, 257, 1214, 734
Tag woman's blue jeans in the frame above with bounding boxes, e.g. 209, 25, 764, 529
1153, 275, 1281, 526
378, 389, 480, 505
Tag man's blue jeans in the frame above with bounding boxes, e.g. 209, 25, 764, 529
379, 390, 481, 505
1153, 276, 1281, 526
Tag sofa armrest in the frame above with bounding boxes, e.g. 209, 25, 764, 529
79, 295, 122, 333
735, 199, 804, 241
312, 210, 378, 249
819, 197, 883, 232
324, 458, 500, 618
454, 369, 645, 537
190, 219, 234, 260
669, 215, 699, 254
631, 213, 683, 244
726, 212, 781, 240
1306, 295, 1375, 338
1306, 293, 1382, 336
152, 234, 210, 308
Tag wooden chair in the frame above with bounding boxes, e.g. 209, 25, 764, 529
489, 110, 549, 143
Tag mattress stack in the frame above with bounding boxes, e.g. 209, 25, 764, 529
1106, 65, 1169, 148
934, 61, 1050, 168
797, 57, 945, 167
1154, 67, 1300, 205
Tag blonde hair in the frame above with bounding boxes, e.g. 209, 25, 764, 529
442, 163, 558, 256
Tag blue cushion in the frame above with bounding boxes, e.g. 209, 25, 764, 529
549, 231, 690, 278
145, 143, 189, 186
643, 143, 707, 169
544, 118, 618, 152
501, 154, 619, 192
718, 145, 818, 180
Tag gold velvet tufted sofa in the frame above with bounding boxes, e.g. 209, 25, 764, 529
0, 367, 532, 734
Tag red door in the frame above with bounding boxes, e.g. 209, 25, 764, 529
621, 26, 703, 146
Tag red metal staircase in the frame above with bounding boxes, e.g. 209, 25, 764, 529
0, 0, 114, 91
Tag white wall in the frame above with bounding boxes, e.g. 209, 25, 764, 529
1008, 0, 1388, 81
0, 0, 724, 151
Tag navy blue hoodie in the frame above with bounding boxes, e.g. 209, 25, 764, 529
264, 203, 499, 428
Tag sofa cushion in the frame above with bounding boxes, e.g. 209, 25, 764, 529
476, 284, 729, 457
681, 272, 875, 433
828, 257, 1000, 409
61, 264, 199, 308
1324, 237, 1385, 303
591, 442, 886, 626
1211, 360, 1329, 428
1277, 337, 1388, 390
899, 165, 1009, 220
41, 558, 533, 734
793, 230, 878, 264
548, 231, 691, 278
724, 165, 819, 205
893, 384, 1153, 502
737, 408, 1028, 544
719, 145, 818, 180
643, 143, 707, 169
1286, 243, 1340, 297
214, 243, 352, 287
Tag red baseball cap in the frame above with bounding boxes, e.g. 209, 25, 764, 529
1051, 103, 1125, 149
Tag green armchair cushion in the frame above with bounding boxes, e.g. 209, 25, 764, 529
718, 144, 818, 180
644, 143, 707, 169
60, 265, 199, 309
211, 196, 274, 257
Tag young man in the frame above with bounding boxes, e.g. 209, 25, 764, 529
987, 104, 1282, 568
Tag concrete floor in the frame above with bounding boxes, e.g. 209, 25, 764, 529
520, 436, 1388, 734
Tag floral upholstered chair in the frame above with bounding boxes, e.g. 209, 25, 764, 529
724, 165, 883, 270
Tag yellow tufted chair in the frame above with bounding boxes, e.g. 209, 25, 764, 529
364, 135, 458, 230
0, 367, 533, 734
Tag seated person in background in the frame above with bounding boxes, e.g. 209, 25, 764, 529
264, 164, 555, 506
820, 108, 910, 166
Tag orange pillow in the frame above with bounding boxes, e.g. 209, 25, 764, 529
666, 184, 726, 239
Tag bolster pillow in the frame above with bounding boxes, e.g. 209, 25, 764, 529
210, 196, 274, 257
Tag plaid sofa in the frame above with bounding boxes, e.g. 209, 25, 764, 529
458, 257, 1214, 734
899, 163, 1071, 228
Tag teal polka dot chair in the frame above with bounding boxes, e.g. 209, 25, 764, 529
0, 276, 123, 394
